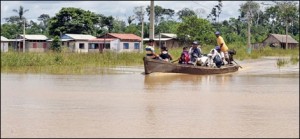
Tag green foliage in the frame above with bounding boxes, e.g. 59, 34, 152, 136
50, 36, 61, 52
176, 16, 214, 45
48, 7, 100, 36
156, 20, 179, 34
177, 8, 197, 21
1, 23, 21, 39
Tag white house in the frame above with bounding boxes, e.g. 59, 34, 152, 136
60, 34, 96, 53
1, 36, 9, 52
90, 33, 141, 53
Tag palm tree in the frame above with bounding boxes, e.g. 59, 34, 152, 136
13, 6, 29, 21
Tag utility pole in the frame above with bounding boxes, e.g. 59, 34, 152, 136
23, 19, 26, 53
141, 6, 145, 52
149, 0, 155, 42
247, 3, 252, 54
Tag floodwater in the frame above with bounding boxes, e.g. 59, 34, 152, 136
1, 57, 299, 138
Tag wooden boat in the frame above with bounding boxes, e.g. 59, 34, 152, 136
143, 57, 240, 75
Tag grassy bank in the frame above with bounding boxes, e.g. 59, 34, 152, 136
1, 51, 145, 74
1, 44, 299, 74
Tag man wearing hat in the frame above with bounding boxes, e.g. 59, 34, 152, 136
188, 41, 202, 64
215, 31, 230, 64
145, 39, 159, 59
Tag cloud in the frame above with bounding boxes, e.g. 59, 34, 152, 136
1, 1, 257, 24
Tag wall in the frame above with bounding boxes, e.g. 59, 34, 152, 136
1, 42, 9, 52
26, 41, 49, 52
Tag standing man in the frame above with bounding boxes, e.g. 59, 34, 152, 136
145, 39, 159, 59
215, 31, 230, 64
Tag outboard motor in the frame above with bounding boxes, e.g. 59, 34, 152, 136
228, 49, 236, 64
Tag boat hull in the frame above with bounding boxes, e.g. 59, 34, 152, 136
143, 57, 239, 75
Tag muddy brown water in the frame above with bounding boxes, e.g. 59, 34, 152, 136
1, 57, 299, 138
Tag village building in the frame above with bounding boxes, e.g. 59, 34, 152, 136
60, 34, 96, 53
143, 33, 180, 49
89, 33, 142, 53
1, 36, 9, 52
252, 34, 299, 49
10, 34, 50, 52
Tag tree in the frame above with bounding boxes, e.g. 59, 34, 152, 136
133, 6, 145, 47
177, 8, 197, 21
239, 1, 260, 53
176, 16, 214, 45
156, 20, 179, 34
48, 7, 100, 36
1, 23, 21, 39
207, 0, 223, 24
127, 15, 135, 25
50, 36, 61, 52
146, 5, 175, 25
275, 1, 298, 49
101, 16, 114, 33
38, 14, 50, 34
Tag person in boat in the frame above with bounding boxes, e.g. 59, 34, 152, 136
145, 39, 159, 59
188, 41, 202, 64
177, 46, 190, 64
215, 31, 231, 64
159, 46, 173, 62
208, 46, 223, 68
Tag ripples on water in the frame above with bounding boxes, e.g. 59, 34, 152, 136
1, 58, 299, 138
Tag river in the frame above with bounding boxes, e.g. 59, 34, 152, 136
1, 57, 299, 138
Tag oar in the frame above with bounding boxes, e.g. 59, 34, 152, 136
232, 60, 243, 68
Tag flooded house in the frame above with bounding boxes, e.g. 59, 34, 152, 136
89, 33, 142, 53
1, 36, 9, 52
60, 34, 96, 53
144, 33, 180, 49
252, 34, 299, 49
10, 34, 50, 52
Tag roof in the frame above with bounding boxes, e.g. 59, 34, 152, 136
268, 34, 298, 44
1, 36, 9, 41
143, 38, 173, 41
156, 33, 177, 38
103, 33, 141, 41
19, 34, 48, 40
63, 34, 96, 40
88, 38, 117, 42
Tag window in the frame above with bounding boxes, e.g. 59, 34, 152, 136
33, 43, 37, 48
134, 43, 140, 49
105, 43, 110, 49
123, 43, 129, 49
79, 43, 84, 49
43, 43, 47, 48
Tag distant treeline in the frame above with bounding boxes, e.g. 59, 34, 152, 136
1, 1, 299, 45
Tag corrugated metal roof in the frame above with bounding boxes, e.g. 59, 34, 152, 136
157, 33, 177, 38
143, 38, 173, 41
107, 33, 141, 41
1, 36, 9, 41
64, 34, 96, 40
270, 34, 298, 44
19, 34, 48, 40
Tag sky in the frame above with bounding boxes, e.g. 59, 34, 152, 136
1, 1, 277, 25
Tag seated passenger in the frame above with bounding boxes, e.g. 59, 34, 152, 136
188, 41, 202, 64
177, 46, 190, 64
209, 46, 223, 68
145, 39, 159, 59
159, 46, 173, 62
